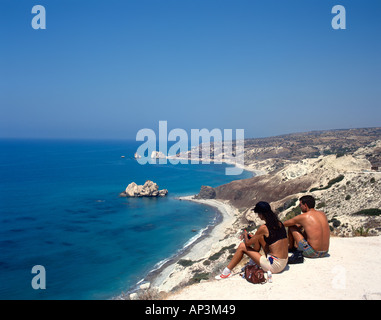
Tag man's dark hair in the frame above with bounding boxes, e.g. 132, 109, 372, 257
299, 195, 315, 209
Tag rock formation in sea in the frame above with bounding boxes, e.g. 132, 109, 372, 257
194, 185, 216, 199
151, 151, 166, 159
120, 180, 168, 197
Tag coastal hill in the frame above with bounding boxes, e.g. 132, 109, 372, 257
244, 127, 381, 164
180, 127, 381, 170
196, 127, 381, 237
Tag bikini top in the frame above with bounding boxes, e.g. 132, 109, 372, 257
264, 222, 287, 246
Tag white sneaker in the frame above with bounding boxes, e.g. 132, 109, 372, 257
215, 273, 232, 280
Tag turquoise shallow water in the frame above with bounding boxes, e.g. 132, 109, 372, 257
0, 139, 252, 299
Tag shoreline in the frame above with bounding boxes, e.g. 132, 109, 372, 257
150, 196, 238, 291
117, 163, 258, 299
116, 195, 239, 299
165, 155, 268, 177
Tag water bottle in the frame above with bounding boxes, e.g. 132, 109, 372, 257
267, 271, 272, 283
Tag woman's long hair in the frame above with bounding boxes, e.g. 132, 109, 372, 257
253, 201, 281, 230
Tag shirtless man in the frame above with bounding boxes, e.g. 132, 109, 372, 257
284, 195, 330, 259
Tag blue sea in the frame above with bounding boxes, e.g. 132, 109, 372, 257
0, 139, 252, 300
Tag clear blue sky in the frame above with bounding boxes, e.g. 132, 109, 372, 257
1, 0, 380, 139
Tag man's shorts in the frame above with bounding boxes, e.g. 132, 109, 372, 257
297, 239, 328, 258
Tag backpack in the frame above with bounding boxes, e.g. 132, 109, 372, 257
244, 265, 267, 284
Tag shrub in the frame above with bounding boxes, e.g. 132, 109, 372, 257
345, 195, 351, 201
136, 288, 162, 300
190, 272, 210, 284
316, 202, 326, 209
283, 206, 301, 221
353, 208, 381, 216
278, 198, 298, 212
352, 227, 371, 237
178, 259, 195, 267
329, 218, 341, 228
309, 175, 345, 192
327, 175, 345, 187
209, 252, 223, 261
208, 244, 236, 261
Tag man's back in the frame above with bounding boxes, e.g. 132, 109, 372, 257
302, 209, 330, 252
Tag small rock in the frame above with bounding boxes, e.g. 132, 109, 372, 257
140, 282, 151, 290
129, 293, 138, 300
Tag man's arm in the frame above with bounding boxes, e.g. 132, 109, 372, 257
283, 214, 305, 228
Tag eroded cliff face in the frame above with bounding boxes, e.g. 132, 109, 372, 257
197, 141, 381, 236
214, 155, 369, 208
213, 173, 311, 208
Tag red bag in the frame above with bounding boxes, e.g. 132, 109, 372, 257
244, 265, 267, 284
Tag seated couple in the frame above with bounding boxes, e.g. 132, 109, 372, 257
216, 196, 330, 279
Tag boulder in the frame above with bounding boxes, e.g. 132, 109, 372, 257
125, 182, 139, 197
120, 180, 168, 197
195, 185, 216, 199
139, 282, 151, 290
129, 293, 138, 300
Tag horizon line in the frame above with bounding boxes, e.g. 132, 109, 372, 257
0, 126, 380, 142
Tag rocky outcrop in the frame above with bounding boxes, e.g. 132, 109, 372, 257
194, 185, 216, 199
120, 180, 168, 197
151, 151, 166, 159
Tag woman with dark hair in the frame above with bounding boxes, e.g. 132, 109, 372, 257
215, 201, 288, 279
